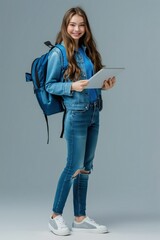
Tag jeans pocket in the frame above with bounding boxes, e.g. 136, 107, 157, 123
71, 108, 88, 117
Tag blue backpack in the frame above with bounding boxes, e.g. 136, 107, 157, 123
25, 41, 68, 144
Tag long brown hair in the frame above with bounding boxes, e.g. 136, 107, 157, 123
55, 7, 103, 81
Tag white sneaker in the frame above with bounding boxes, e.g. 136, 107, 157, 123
72, 216, 108, 234
49, 215, 71, 236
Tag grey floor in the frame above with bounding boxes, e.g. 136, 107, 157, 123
1, 217, 160, 240
0, 196, 160, 240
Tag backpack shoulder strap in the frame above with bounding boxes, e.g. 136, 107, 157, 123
54, 44, 68, 139
55, 44, 68, 70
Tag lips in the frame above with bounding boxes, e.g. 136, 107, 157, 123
71, 33, 82, 37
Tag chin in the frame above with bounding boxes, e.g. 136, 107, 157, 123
71, 34, 83, 40
72, 37, 81, 40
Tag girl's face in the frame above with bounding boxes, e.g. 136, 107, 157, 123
67, 14, 86, 42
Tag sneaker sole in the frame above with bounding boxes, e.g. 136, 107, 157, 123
49, 223, 71, 236
72, 227, 108, 234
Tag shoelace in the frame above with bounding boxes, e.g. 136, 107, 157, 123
87, 217, 100, 226
56, 216, 67, 229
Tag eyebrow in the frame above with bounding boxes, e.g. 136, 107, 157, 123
69, 21, 85, 24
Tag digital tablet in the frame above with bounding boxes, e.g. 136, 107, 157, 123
85, 67, 125, 89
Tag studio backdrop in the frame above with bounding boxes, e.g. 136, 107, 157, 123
0, 0, 160, 219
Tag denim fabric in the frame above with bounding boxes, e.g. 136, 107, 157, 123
46, 43, 103, 216
77, 47, 98, 103
53, 105, 100, 216
45, 44, 103, 111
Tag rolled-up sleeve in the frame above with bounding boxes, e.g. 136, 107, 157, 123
45, 49, 72, 96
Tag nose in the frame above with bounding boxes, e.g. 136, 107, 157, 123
75, 25, 80, 31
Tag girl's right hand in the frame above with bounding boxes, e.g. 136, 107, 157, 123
71, 80, 89, 92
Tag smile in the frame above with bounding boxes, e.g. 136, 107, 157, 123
71, 33, 82, 36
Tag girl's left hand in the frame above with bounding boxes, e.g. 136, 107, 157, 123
102, 76, 116, 90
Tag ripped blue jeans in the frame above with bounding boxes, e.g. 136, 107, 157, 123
52, 104, 99, 216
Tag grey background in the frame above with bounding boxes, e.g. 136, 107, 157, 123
0, 0, 160, 238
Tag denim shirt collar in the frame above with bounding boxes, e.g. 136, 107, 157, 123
79, 45, 86, 52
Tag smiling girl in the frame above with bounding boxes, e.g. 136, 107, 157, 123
46, 7, 115, 236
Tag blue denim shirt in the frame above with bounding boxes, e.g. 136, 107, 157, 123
45, 44, 103, 111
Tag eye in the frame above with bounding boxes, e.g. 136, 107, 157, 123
69, 23, 75, 27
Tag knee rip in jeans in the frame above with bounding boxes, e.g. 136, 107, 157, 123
72, 169, 91, 179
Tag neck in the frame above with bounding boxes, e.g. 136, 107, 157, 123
74, 39, 79, 50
